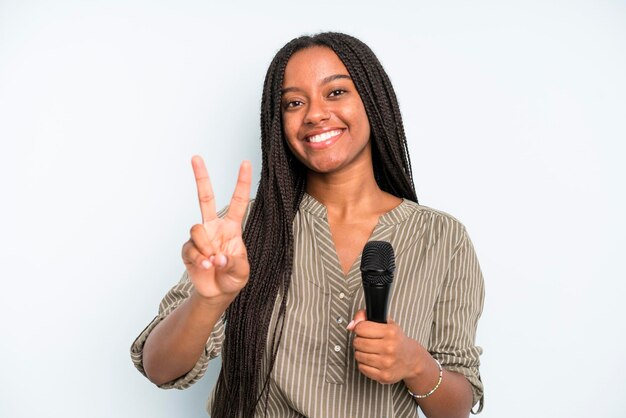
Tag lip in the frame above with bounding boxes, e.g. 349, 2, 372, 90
302, 128, 345, 150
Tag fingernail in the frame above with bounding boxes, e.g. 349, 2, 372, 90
217, 254, 227, 267
201, 260, 211, 269
346, 320, 355, 330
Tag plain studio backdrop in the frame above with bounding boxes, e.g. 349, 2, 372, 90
1, 1, 624, 417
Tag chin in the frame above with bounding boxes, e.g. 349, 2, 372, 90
305, 159, 344, 174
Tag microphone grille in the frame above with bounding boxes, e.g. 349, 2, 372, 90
360, 241, 395, 285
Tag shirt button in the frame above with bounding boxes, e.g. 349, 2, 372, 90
334, 345, 341, 352
337, 317, 344, 324
339, 292, 345, 299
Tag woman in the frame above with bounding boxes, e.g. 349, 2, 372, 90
132, 32, 484, 417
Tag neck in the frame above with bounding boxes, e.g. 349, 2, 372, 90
305, 167, 397, 222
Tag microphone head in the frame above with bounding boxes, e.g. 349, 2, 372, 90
360, 241, 395, 286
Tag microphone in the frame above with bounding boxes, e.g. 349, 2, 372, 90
360, 241, 395, 324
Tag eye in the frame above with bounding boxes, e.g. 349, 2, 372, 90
283, 100, 303, 110
328, 89, 347, 97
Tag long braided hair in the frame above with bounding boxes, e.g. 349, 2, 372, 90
211, 32, 418, 417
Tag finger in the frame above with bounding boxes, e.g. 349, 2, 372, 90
215, 251, 250, 280
354, 350, 384, 367
356, 363, 383, 382
354, 323, 387, 339
224, 161, 252, 224
189, 223, 217, 257
358, 363, 397, 385
353, 321, 392, 338
191, 155, 217, 223
353, 335, 385, 354
182, 240, 213, 270
346, 309, 367, 331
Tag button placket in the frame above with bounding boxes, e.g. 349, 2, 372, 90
326, 281, 351, 384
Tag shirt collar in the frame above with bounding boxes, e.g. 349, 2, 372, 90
299, 192, 416, 226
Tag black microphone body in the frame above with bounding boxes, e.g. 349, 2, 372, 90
360, 241, 395, 324
362, 282, 392, 323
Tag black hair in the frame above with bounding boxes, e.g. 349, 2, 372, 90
211, 32, 417, 417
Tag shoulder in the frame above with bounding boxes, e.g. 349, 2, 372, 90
393, 200, 468, 248
400, 200, 466, 230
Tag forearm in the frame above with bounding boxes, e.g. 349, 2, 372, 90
143, 291, 232, 385
403, 348, 473, 418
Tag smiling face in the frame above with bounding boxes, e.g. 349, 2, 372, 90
281, 46, 372, 175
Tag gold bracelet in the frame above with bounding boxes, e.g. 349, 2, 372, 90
407, 359, 443, 399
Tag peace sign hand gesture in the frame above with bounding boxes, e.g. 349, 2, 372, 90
182, 155, 252, 304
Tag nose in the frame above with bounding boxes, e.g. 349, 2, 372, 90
303, 98, 330, 125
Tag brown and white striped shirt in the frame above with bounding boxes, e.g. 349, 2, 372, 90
131, 193, 484, 417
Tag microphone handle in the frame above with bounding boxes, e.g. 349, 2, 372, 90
363, 283, 391, 324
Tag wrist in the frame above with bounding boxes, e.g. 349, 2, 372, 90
403, 350, 443, 399
403, 342, 431, 382
190, 289, 236, 311
406, 358, 443, 399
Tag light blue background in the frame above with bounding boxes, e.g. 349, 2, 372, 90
1, 1, 625, 417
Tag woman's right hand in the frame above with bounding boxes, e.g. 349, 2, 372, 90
182, 155, 252, 304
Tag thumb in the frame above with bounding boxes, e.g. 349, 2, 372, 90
346, 309, 367, 331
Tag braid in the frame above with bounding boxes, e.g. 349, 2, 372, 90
211, 32, 417, 417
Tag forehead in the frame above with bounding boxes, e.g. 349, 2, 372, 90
283, 46, 349, 87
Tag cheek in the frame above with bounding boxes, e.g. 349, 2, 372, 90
360, 119, 371, 141
281, 123, 305, 164
345, 103, 370, 138
353, 116, 371, 141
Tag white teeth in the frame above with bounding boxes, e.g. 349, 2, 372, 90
307, 129, 342, 143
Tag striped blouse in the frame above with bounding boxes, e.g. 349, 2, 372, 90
131, 193, 484, 417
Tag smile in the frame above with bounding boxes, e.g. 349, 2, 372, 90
306, 129, 343, 143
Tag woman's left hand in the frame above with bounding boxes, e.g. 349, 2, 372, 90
347, 309, 423, 384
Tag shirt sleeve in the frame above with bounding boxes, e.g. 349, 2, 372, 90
429, 227, 485, 413
129, 270, 226, 389
130, 202, 253, 390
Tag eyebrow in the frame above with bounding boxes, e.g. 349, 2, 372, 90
281, 74, 352, 95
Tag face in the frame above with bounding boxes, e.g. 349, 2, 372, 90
281, 46, 371, 175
